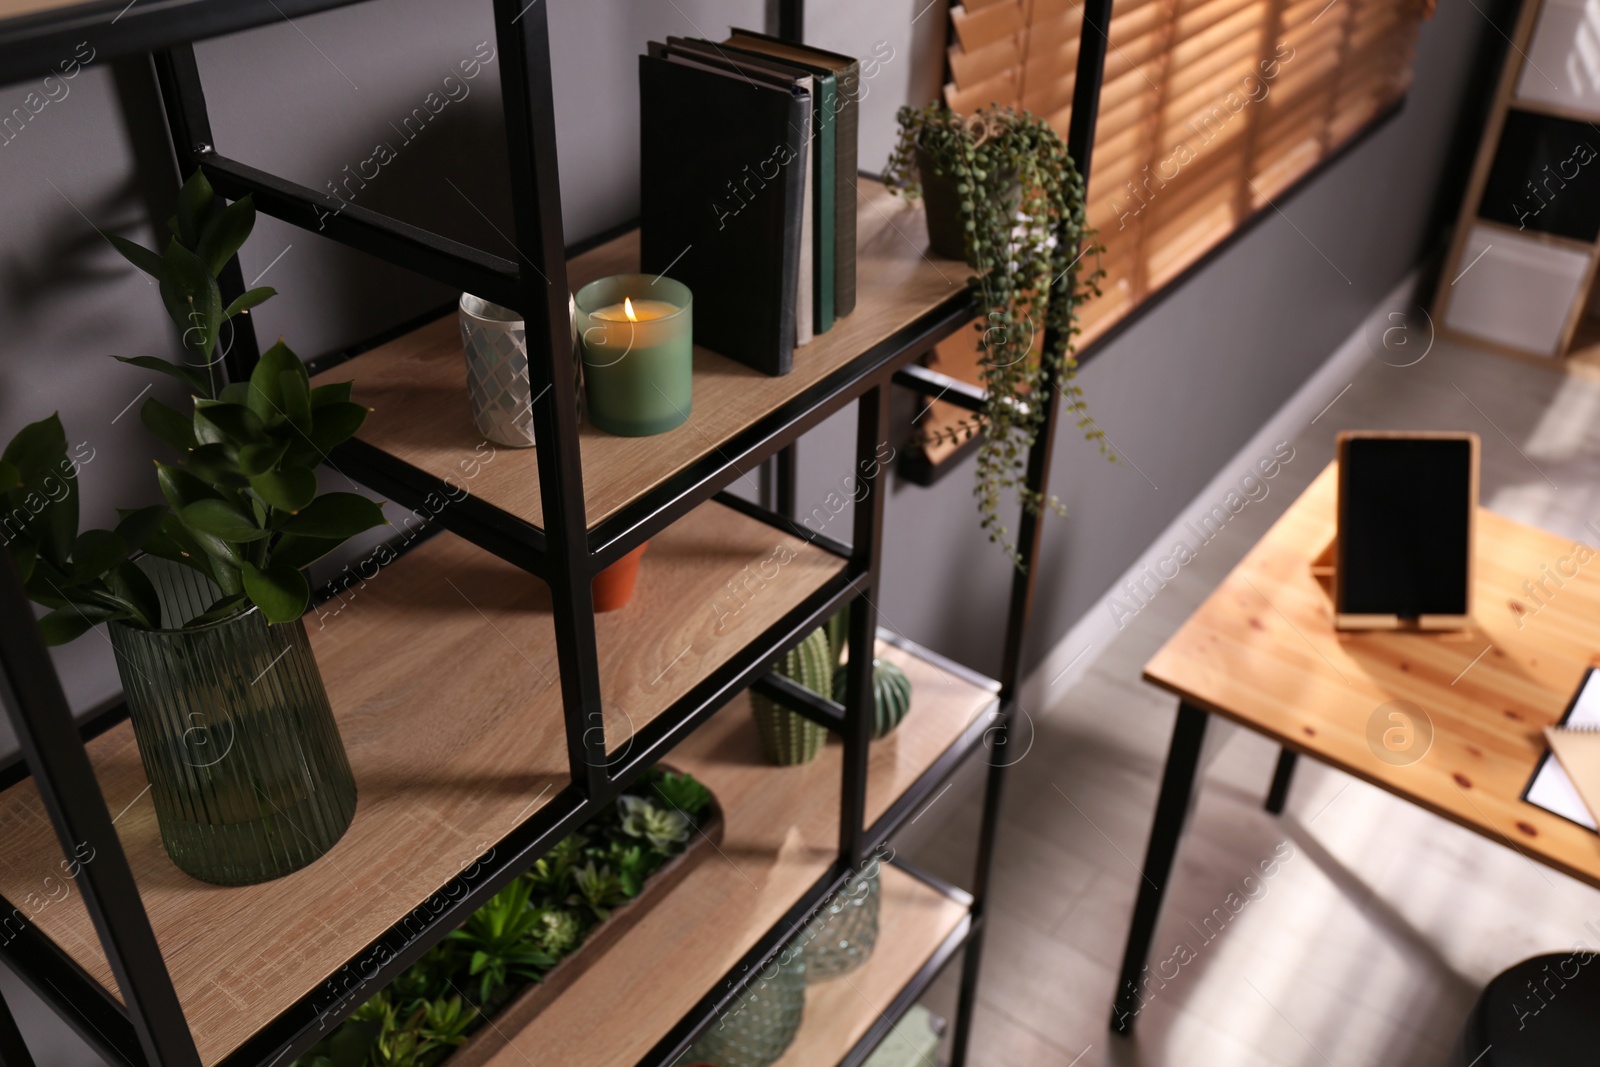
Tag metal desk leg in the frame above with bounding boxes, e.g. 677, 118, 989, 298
0, 982, 36, 1067
1110, 701, 1209, 1035
1265, 748, 1298, 814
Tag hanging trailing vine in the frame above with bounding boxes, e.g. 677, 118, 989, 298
886, 103, 1111, 568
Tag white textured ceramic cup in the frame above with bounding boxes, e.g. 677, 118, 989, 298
459, 293, 535, 448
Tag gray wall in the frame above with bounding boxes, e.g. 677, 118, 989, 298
791, 0, 1500, 679
0, 0, 1496, 743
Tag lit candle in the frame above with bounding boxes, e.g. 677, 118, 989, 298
575, 276, 693, 437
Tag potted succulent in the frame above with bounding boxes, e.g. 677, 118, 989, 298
3, 171, 386, 885
886, 103, 1111, 566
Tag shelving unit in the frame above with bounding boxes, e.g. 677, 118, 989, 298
0, 2, 1118, 1067
1435, 0, 1600, 365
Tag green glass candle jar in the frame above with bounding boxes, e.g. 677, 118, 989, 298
574, 273, 692, 437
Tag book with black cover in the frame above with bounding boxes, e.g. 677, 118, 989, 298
668, 37, 831, 337
639, 52, 809, 376
726, 29, 860, 319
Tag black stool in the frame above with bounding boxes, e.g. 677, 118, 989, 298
1462, 952, 1600, 1065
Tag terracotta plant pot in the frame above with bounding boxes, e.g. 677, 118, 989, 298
593, 542, 647, 612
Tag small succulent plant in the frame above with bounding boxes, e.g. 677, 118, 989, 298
293, 769, 710, 1067
618, 794, 691, 851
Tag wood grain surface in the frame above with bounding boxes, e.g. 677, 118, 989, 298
310, 178, 965, 531
1145, 462, 1600, 889
478, 639, 994, 1067
0, 500, 840, 1065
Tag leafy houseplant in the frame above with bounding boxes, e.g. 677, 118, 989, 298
295, 770, 715, 1067
885, 103, 1110, 566
1, 170, 385, 885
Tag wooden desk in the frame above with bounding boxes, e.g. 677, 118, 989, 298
1112, 462, 1600, 1032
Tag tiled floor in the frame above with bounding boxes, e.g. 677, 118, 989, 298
904, 330, 1600, 1066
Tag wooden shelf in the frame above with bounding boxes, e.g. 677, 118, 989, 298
476, 639, 996, 1067
0, 499, 843, 1067
769, 866, 966, 1067
311, 178, 966, 533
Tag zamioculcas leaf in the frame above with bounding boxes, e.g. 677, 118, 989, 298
1, 412, 67, 483
174, 170, 215, 249
247, 341, 309, 424
158, 240, 223, 363
0, 460, 19, 492
115, 505, 169, 552
276, 492, 386, 539
68, 529, 129, 585
186, 443, 250, 489
9, 540, 37, 585
279, 369, 312, 431
180, 498, 270, 542
140, 396, 198, 453
2, 416, 77, 572
222, 286, 275, 319
237, 440, 289, 477
185, 592, 248, 628
241, 560, 310, 623
156, 462, 223, 512
194, 401, 268, 445
38, 605, 105, 646
106, 233, 163, 278
196, 195, 255, 278
249, 467, 316, 513
106, 560, 162, 628
218, 381, 251, 405
268, 532, 339, 571
210, 559, 243, 596
111, 354, 212, 397
299, 402, 369, 460
309, 381, 353, 409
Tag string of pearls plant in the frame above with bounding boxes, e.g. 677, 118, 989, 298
886, 103, 1112, 567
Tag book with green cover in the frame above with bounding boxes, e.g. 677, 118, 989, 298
726, 30, 860, 320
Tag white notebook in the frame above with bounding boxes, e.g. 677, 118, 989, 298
1524, 668, 1600, 830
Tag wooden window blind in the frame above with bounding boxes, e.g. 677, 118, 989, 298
916, 0, 1429, 470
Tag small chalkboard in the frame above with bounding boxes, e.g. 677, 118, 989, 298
1334, 431, 1479, 630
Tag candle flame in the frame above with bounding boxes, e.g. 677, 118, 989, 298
624, 296, 638, 322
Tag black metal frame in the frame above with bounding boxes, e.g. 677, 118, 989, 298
0, 0, 1112, 1063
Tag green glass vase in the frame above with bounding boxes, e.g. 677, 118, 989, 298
108, 562, 357, 886
801, 858, 880, 981
682, 946, 806, 1067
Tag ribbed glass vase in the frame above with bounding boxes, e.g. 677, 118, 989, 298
108, 560, 356, 886
682, 947, 806, 1067
801, 859, 880, 981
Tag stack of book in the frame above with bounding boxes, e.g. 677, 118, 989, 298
639, 30, 861, 376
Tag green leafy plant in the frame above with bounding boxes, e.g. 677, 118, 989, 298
105, 169, 276, 401
2, 414, 168, 643
886, 103, 1110, 567
2, 170, 386, 638
447, 879, 556, 1005
652, 770, 712, 817
571, 860, 627, 921
293, 769, 712, 1067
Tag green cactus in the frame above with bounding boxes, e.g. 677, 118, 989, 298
832, 657, 913, 739
752, 627, 833, 765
